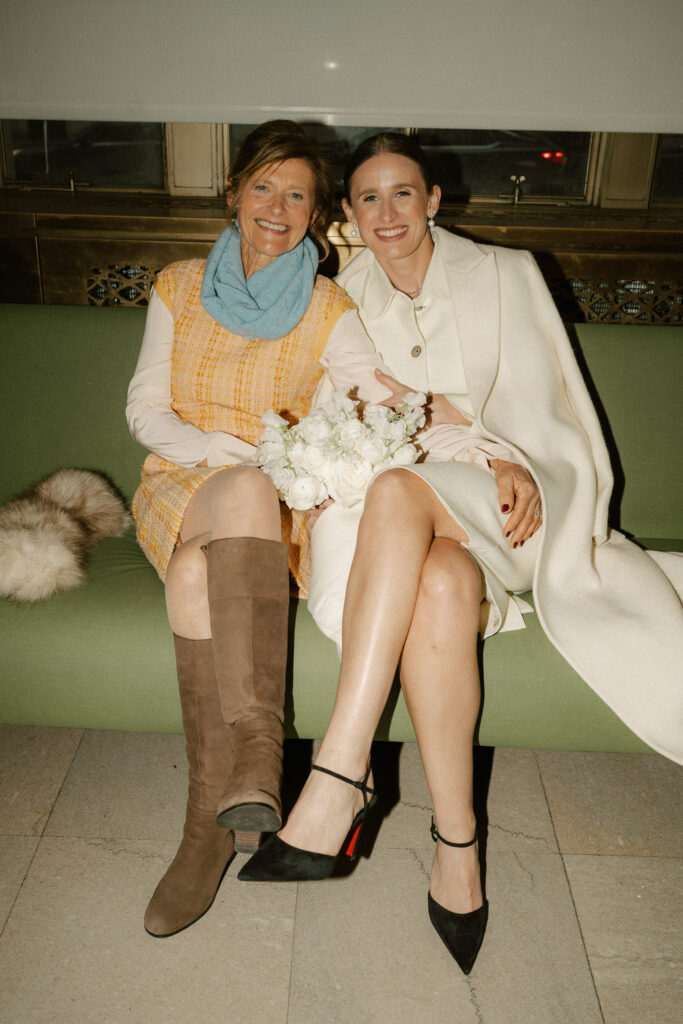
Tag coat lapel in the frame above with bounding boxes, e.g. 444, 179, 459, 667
439, 232, 500, 417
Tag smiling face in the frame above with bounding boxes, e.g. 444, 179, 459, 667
342, 152, 441, 272
235, 158, 317, 278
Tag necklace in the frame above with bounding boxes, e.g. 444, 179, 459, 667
405, 285, 422, 298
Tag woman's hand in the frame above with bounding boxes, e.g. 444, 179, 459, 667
375, 370, 472, 427
490, 459, 542, 547
306, 498, 334, 536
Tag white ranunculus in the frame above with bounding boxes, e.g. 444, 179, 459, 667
327, 454, 375, 507
285, 473, 322, 511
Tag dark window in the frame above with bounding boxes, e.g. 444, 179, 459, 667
415, 129, 592, 202
1, 120, 165, 189
650, 134, 683, 204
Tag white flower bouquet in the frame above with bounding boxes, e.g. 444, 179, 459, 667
257, 390, 427, 510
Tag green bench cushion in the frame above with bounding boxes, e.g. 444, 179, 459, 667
0, 530, 652, 752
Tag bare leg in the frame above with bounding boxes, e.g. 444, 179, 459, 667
280, 469, 474, 854
165, 466, 282, 639
400, 537, 484, 914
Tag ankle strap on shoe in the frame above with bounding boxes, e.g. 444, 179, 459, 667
312, 764, 375, 811
430, 816, 478, 848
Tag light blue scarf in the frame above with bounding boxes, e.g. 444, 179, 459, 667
200, 225, 318, 340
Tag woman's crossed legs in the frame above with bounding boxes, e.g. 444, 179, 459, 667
280, 467, 485, 912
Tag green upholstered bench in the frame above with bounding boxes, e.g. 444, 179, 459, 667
1, 304, 681, 753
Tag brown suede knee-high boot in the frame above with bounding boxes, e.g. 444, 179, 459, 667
205, 536, 290, 834
144, 635, 235, 937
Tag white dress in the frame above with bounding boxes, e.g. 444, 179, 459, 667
308, 231, 538, 648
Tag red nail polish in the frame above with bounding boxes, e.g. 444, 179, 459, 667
501, 504, 510, 513
514, 542, 519, 548
505, 530, 512, 538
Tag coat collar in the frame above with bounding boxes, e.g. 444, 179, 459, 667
360, 228, 452, 320
338, 227, 502, 418
434, 229, 501, 418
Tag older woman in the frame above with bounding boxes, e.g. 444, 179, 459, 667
126, 121, 386, 937
238, 133, 683, 975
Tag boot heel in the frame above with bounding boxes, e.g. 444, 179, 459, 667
233, 830, 262, 854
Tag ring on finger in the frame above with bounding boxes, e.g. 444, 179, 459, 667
534, 507, 543, 518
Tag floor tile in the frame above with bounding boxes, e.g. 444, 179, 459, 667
45, 730, 188, 840
0, 726, 83, 835
372, 744, 557, 856
0, 836, 39, 932
485, 747, 557, 852
537, 750, 683, 855
565, 854, 683, 1024
287, 847, 601, 1024
0, 837, 295, 1024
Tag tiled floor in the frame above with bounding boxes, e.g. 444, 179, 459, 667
1, 726, 681, 1024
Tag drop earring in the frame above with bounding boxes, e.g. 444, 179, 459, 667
428, 212, 435, 228
350, 223, 358, 237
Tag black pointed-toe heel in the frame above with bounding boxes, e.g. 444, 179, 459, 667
237, 763, 377, 882
427, 817, 488, 975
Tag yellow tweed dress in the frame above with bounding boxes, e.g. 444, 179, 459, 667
132, 259, 354, 593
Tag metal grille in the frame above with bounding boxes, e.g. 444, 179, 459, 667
549, 277, 683, 324
86, 265, 159, 306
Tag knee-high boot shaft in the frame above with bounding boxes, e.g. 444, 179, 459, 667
205, 536, 290, 832
206, 536, 290, 723
144, 636, 234, 937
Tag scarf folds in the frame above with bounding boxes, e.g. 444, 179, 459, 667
200, 225, 318, 340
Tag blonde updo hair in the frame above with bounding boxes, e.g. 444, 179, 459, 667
226, 120, 333, 261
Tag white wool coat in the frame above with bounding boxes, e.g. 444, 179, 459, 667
336, 228, 683, 765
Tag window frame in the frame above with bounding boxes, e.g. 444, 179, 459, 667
0, 122, 679, 213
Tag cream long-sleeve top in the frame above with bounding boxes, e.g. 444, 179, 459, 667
126, 287, 391, 468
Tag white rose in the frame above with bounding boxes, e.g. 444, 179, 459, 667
354, 435, 387, 465
327, 454, 375, 507
301, 444, 332, 477
293, 411, 334, 445
333, 417, 365, 451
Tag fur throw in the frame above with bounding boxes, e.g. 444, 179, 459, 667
0, 469, 132, 602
